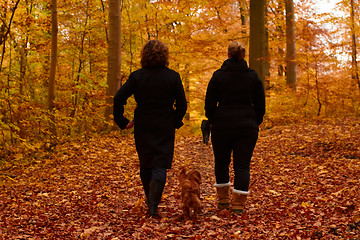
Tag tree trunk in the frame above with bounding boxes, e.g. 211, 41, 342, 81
264, 0, 270, 88
0, 0, 21, 72
238, 0, 247, 36
100, 0, 109, 43
19, 0, 31, 95
48, 0, 58, 140
106, 0, 122, 124
72, 0, 89, 114
19, 37, 28, 95
249, 0, 266, 86
285, 0, 297, 90
184, 64, 190, 122
350, 0, 360, 90
6, 44, 14, 144
276, 2, 286, 77
315, 65, 321, 116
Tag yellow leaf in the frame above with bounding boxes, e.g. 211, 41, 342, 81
14, 154, 23, 161
210, 215, 221, 221
301, 202, 310, 207
318, 170, 329, 175
269, 190, 281, 196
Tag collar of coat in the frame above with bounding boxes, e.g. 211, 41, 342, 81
219, 58, 253, 72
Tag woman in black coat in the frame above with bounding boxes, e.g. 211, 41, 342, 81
113, 40, 187, 217
205, 41, 265, 213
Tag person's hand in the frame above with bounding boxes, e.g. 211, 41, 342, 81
125, 121, 134, 129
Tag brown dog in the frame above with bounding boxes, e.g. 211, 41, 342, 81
178, 166, 202, 219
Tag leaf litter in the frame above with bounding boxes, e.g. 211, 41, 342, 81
0, 119, 359, 239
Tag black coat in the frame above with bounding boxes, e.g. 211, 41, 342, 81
113, 66, 187, 169
205, 58, 265, 130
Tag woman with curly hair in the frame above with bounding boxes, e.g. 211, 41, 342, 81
113, 40, 187, 218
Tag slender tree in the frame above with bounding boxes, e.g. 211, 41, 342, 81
48, 0, 58, 140
350, 0, 360, 90
72, 0, 90, 111
0, 0, 21, 72
183, 64, 190, 122
239, 0, 247, 36
249, 0, 266, 86
106, 0, 122, 123
100, 0, 109, 42
264, 0, 270, 87
285, 0, 297, 90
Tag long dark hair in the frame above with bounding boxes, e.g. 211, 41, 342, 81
140, 40, 169, 67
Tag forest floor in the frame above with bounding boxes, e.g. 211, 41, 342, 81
1, 118, 360, 239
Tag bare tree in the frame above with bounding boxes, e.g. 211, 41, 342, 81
286, 0, 297, 90
48, 0, 58, 140
249, 0, 266, 86
350, 0, 360, 90
0, 0, 21, 71
106, 0, 122, 124
264, 0, 270, 88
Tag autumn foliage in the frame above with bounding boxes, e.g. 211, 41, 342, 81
1, 0, 359, 150
1, 0, 360, 238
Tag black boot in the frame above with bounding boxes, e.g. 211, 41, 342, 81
142, 183, 150, 208
140, 171, 151, 207
201, 120, 210, 144
148, 179, 165, 217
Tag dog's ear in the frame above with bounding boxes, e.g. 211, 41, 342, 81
178, 166, 187, 182
189, 170, 201, 184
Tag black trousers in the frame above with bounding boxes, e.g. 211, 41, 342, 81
211, 128, 258, 192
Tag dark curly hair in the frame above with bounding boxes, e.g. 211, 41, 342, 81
140, 40, 169, 68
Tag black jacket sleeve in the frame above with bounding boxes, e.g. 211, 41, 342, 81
253, 76, 266, 125
113, 74, 135, 130
174, 74, 187, 129
204, 74, 218, 124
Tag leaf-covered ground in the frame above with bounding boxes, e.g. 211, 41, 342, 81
1, 119, 360, 239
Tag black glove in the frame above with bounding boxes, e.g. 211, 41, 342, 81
201, 120, 211, 144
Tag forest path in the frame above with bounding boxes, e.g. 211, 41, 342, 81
1, 119, 359, 239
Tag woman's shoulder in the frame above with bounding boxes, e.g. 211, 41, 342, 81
164, 67, 180, 75
138, 66, 179, 74
129, 68, 143, 77
159, 68, 181, 81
